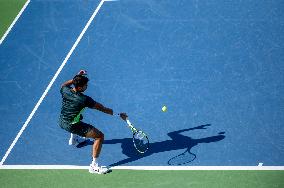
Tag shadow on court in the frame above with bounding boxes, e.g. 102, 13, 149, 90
77, 124, 226, 166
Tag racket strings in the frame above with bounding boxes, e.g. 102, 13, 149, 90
133, 131, 149, 153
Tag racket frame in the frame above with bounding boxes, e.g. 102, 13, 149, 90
126, 119, 149, 154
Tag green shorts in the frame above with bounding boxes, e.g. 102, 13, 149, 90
60, 121, 94, 137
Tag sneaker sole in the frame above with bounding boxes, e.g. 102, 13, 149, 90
89, 167, 110, 174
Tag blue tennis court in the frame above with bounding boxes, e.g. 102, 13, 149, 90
0, 0, 283, 168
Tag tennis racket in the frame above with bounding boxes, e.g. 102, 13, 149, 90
126, 119, 149, 154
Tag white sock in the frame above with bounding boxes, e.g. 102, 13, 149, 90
92, 157, 98, 166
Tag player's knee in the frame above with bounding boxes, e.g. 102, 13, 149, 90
87, 129, 104, 140
98, 132, 104, 140
93, 131, 104, 140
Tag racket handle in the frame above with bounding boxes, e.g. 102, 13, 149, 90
126, 119, 132, 126
126, 119, 136, 131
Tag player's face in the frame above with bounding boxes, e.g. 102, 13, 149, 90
78, 83, 87, 92
81, 83, 88, 91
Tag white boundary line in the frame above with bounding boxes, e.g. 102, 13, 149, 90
0, 165, 284, 170
0, 0, 108, 166
0, 0, 31, 45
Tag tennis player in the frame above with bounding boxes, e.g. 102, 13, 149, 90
59, 70, 127, 174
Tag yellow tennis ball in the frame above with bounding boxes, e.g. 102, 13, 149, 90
162, 106, 167, 112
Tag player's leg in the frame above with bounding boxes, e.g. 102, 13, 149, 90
69, 122, 109, 174
59, 122, 85, 145
85, 126, 104, 158
68, 133, 86, 145
69, 122, 104, 158
86, 128, 109, 174
68, 114, 86, 145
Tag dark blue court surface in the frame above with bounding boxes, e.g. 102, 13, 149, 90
0, 0, 283, 166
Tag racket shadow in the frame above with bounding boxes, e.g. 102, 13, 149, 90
105, 124, 226, 167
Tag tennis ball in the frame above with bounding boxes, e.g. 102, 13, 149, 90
162, 106, 167, 112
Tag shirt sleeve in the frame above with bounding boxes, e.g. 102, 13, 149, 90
60, 85, 71, 95
85, 96, 97, 108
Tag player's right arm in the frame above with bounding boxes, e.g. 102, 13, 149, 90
92, 101, 113, 115
88, 99, 127, 120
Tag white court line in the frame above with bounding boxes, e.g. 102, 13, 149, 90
0, 0, 109, 166
0, 165, 284, 170
0, 0, 31, 45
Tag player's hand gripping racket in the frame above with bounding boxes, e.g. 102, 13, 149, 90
126, 119, 149, 154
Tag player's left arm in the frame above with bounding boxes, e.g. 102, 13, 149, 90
61, 80, 73, 88
61, 70, 87, 88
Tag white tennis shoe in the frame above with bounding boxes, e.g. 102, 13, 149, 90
89, 165, 110, 174
68, 133, 86, 145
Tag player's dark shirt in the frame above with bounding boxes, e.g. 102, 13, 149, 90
59, 86, 96, 125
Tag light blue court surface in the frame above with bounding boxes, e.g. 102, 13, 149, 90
0, 0, 283, 166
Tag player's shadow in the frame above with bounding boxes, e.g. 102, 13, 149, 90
76, 124, 225, 166
102, 124, 225, 166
